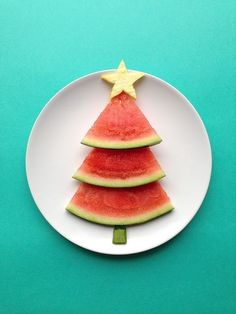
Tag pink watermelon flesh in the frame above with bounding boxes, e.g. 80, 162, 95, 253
81, 92, 161, 149
73, 147, 165, 187
66, 182, 174, 225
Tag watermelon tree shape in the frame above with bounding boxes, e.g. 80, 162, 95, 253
66, 60, 173, 244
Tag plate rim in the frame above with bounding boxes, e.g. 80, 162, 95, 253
25, 70, 212, 255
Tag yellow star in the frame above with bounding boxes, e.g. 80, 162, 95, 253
101, 60, 144, 99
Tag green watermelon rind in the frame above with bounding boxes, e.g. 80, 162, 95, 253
66, 202, 174, 226
81, 134, 162, 149
73, 169, 166, 188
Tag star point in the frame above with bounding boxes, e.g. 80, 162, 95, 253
101, 60, 144, 99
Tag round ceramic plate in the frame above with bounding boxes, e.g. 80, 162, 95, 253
26, 70, 212, 255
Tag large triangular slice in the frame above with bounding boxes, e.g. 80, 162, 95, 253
73, 147, 165, 188
66, 182, 174, 226
81, 92, 161, 149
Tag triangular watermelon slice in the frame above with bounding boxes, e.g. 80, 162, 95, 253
73, 147, 165, 187
81, 92, 161, 149
66, 182, 174, 226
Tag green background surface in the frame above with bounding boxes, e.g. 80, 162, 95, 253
1, 1, 235, 313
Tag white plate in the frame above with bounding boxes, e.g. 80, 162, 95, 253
26, 70, 212, 255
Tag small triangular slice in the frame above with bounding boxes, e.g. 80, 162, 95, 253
73, 147, 165, 188
66, 182, 174, 226
81, 92, 161, 149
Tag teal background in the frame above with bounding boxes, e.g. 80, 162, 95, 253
1, 1, 235, 313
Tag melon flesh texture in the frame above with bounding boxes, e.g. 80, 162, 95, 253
81, 92, 161, 149
73, 147, 165, 188
66, 182, 174, 225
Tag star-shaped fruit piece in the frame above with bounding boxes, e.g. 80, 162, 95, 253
101, 60, 144, 99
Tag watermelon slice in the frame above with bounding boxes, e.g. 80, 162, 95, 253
73, 147, 165, 188
66, 182, 174, 225
81, 92, 161, 149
